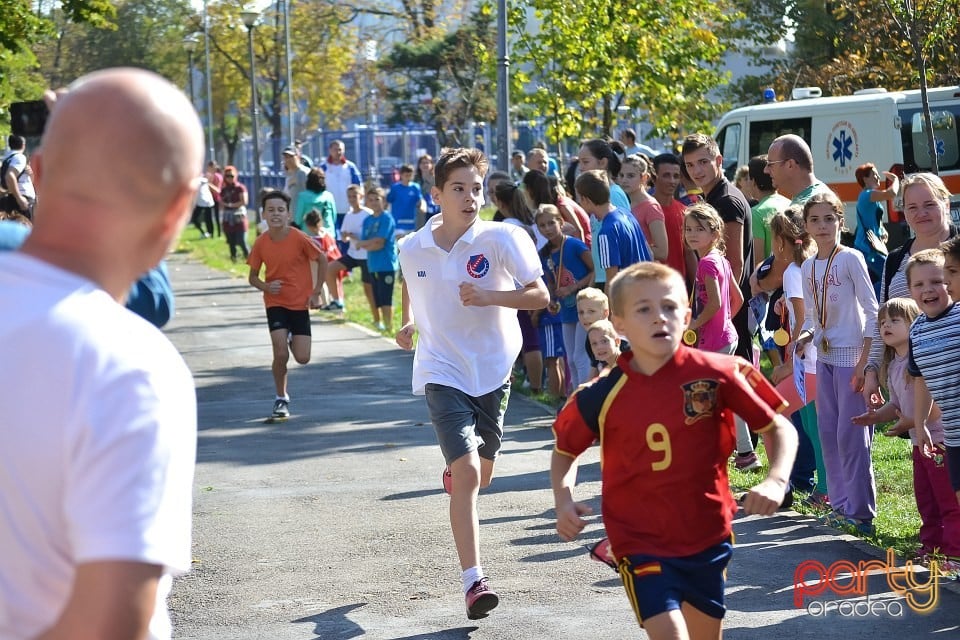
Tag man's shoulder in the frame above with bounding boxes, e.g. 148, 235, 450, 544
708, 180, 750, 214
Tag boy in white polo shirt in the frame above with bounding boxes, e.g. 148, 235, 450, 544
396, 147, 550, 620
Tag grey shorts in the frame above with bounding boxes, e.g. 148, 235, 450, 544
424, 383, 511, 464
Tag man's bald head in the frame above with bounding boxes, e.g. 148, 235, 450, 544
24, 68, 204, 299
40, 68, 203, 213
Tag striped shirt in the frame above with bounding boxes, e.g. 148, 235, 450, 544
908, 303, 960, 446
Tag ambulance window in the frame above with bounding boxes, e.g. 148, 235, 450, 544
748, 118, 812, 157
716, 123, 741, 181
909, 111, 958, 170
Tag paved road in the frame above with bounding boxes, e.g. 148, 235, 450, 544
165, 253, 959, 639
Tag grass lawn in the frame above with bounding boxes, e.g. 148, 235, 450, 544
174, 216, 926, 560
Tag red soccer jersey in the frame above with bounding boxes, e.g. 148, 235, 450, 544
553, 346, 786, 558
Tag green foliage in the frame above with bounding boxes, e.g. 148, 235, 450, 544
201, 1, 355, 164
508, 0, 736, 143
0, 0, 116, 130
380, 1, 497, 146
727, 0, 959, 107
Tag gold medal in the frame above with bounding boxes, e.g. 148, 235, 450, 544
773, 328, 790, 347
682, 329, 698, 346
820, 337, 830, 354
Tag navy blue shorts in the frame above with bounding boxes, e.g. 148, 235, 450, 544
618, 538, 733, 625
945, 445, 960, 491
538, 323, 565, 359
337, 253, 372, 284
265, 307, 311, 336
370, 271, 396, 307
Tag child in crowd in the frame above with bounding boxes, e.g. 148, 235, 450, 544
304, 210, 342, 309
247, 191, 327, 419
220, 165, 250, 262
575, 170, 651, 286
683, 203, 742, 354
767, 207, 827, 504
533, 291, 566, 399
354, 186, 398, 333
853, 296, 960, 570
577, 286, 627, 375
619, 154, 667, 263
585, 318, 621, 377
324, 184, 376, 318
552, 261, 796, 640
387, 164, 424, 239
908, 243, 960, 509
796, 192, 878, 534
536, 204, 595, 390
396, 148, 549, 619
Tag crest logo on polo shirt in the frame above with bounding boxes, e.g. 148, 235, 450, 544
466, 254, 490, 279
682, 379, 718, 425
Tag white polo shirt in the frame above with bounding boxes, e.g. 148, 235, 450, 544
400, 217, 543, 397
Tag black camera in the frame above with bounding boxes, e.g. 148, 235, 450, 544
10, 100, 49, 138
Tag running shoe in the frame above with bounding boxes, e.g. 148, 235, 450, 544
465, 578, 499, 619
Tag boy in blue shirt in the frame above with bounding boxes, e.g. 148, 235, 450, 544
387, 164, 424, 238
575, 169, 651, 285
356, 187, 398, 333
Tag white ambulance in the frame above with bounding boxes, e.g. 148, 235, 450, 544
713, 86, 960, 239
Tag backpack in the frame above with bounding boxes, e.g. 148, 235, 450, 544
0, 153, 24, 194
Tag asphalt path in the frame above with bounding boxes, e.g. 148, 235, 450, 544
164, 252, 959, 639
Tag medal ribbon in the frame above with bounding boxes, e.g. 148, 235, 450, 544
811, 244, 841, 332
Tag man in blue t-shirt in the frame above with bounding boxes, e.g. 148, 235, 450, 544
387, 164, 423, 239
574, 170, 651, 284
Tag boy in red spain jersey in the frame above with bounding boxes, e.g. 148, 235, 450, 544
551, 261, 797, 640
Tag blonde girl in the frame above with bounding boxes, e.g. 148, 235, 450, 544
796, 191, 878, 534
852, 298, 960, 565
585, 319, 621, 378
769, 206, 827, 503
683, 203, 742, 353
618, 154, 668, 262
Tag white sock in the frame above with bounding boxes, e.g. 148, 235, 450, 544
461, 566, 483, 594
275, 395, 289, 401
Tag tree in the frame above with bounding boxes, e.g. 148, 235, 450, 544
0, 0, 116, 130
726, 0, 959, 109
31, 0, 194, 88
199, 1, 355, 166
881, 0, 959, 174
508, 0, 735, 145
379, 2, 497, 146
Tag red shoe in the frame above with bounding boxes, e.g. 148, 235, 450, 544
465, 577, 499, 619
442, 466, 453, 495
587, 538, 618, 570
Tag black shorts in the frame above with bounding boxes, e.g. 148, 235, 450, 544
265, 307, 311, 336
370, 271, 396, 307
946, 445, 960, 491
337, 253, 372, 284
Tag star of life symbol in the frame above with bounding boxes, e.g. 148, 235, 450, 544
935, 138, 946, 156
832, 130, 853, 168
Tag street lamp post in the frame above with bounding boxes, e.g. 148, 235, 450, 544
241, 9, 262, 229
183, 35, 199, 107
203, 0, 216, 163
495, 0, 511, 172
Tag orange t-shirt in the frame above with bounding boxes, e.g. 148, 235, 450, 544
248, 229, 322, 310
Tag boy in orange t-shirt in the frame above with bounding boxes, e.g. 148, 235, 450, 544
248, 190, 327, 419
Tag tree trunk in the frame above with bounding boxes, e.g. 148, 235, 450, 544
916, 44, 939, 175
